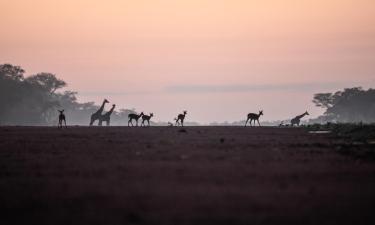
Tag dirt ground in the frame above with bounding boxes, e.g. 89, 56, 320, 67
0, 126, 374, 225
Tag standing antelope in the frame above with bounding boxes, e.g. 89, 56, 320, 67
245, 110, 263, 127
141, 113, 154, 127
175, 111, 187, 127
291, 111, 309, 126
128, 112, 144, 126
58, 110, 67, 128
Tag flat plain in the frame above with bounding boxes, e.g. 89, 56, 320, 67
0, 126, 374, 225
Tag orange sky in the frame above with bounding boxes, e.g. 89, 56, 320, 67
1, 0, 375, 123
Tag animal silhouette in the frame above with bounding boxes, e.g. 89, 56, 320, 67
90, 99, 109, 126
99, 104, 116, 126
174, 117, 180, 126
175, 111, 187, 127
291, 111, 309, 126
128, 112, 144, 126
141, 113, 154, 126
58, 110, 67, 128
245, 110, 263, 127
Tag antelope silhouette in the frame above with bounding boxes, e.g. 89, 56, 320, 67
58, 110, 67, 128
245, 110, 263, 127
174, 117, 180, 126
128, 112, 144, 126
291, 111, 309, 126
176, 111, 187, 127
141, 113, 154, 127
90, 99, 109, 126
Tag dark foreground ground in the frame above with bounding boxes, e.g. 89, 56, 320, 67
0, 126, 374, 225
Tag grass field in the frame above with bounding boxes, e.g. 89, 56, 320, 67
0, 126, 374, 225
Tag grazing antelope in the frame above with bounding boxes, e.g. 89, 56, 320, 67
128, 112, 144, 126
90, 99, 109, 126
58, 110, 67, 128
141, 113, 154, 126
99, 104, 116, 126
245, 110, 263, 127
291, 111, 309, 126
176, 111, 187, 127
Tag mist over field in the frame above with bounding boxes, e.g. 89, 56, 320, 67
1, 63, 375, 126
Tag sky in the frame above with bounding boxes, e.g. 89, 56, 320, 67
1, 0, 375, 123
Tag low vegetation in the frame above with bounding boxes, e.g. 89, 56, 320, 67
308, 123, 375, 161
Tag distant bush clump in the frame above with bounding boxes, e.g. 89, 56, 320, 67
313, 87, 375, 123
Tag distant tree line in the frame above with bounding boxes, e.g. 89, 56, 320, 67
1, 63, 374, 125
0, 64, 136, 125
312, 87, 375, 123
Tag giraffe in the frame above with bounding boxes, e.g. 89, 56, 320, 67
245, 110, 263, 127
128, 112, 144, 126
90, 99, 109, 126
58, 110, 67, 128
99, 104, 116, 126
175, 111, 187, 127
291, 111, 309, 126
141, 113, 154, 127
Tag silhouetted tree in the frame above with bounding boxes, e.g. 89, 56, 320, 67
26, 72, 66, 94
313, 87, 375, 123
0, 63, 140, 125
0, 64, 25, 81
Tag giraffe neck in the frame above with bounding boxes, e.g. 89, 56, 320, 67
106, 106, 115, 116
97, 100, 107, 114
297, 113, 307, 119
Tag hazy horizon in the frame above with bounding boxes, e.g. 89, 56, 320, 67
1, 0, 374, 123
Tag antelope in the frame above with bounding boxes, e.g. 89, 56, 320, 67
176, 111, 187, 127
58, 110, 67, 128
128, 112, 144, 126
291, 111, 309, 126
245, 110, 263, 127
174, 117, 180, 126
141, 113, 154, 127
